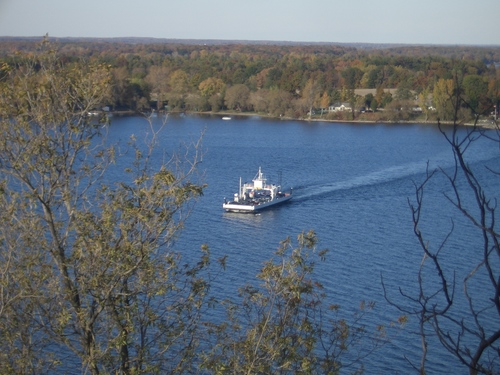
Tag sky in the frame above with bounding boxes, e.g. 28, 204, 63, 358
0, 0, 499, 45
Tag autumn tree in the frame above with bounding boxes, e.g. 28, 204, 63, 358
110, 66, 133, 109
267, 88, 294, 117
0, 40, 211, 375
375, 87, 393, 109
249, 89, 270, 113
433, 78, 456, 121
302, 78, 321, 119
145, 65, 170, 110
418, 87, 432, 121
320, 91, 331, 116
199, 77, 226, 98
340, 87, 357, 120
255, 67, 271, 89
167, 69, 190, 109
203, 231, 403, 374
199, 77, 226, 111
225, 84, 251, 112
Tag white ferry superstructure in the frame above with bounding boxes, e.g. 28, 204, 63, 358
223, 167, 293, 213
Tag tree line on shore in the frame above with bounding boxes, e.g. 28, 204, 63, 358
1, 37, 499, 122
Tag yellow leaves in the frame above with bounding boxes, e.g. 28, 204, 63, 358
169, 69, 190, 94
153, 168, 176, 185
320, 91, 330, 109
301, 358, 312, 372
198, 77, 226, 97
133, 175, 147, 186
297, 229, 317, 249
433, 78, 456, 120
0, 49, 110, 131
0, 62, 12, 78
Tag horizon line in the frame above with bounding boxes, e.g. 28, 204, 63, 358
1, 35, 499, 48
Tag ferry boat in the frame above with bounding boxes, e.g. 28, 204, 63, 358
223, 167, 293, 213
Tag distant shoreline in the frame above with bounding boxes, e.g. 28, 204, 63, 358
6, 36, 499, 49
105, 109, 498, 130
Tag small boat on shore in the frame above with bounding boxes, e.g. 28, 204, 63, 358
223, 167, 293, 213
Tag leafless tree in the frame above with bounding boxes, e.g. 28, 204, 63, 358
384, 71, 500, 374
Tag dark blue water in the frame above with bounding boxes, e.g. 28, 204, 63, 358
108, 114, 500, 374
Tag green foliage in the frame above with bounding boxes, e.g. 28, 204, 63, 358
462, 74, 488, 113
342, 67, 364, 90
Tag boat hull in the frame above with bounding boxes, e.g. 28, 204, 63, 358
223, 193, 292, 213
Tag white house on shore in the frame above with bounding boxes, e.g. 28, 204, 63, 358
328, 102, 352, 112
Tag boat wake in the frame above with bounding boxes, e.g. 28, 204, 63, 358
293, 164, 422, 201
293, 151, 499, 202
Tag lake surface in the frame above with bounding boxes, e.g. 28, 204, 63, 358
107, 114, 500, 374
